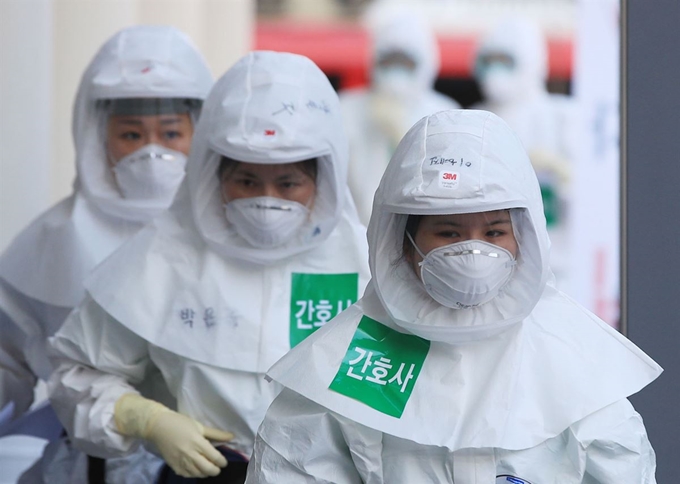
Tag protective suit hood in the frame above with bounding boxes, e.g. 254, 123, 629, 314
366, 4, 440, 92
186, 51, 349, 264
0, 25, 212, 307
368, 110, 548, 344
74, 25, 213, 223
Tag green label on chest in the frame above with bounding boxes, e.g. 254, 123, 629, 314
289, 272, 359, 347
329, 316, 430, 418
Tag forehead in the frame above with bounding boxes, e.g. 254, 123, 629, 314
421, 210, 512, 227
108, 113, 192, 128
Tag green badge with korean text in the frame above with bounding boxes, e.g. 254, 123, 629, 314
290, 273, 359, 347
329, 316, 430, 418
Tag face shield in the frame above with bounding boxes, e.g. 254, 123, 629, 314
97, 97, 202, 202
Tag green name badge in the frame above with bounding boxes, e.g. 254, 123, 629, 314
290, 273, 359, 348
329, 316, 430, 418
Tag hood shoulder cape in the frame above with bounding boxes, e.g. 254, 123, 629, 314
266, 284, 661, 451
0, 194, 141, 308
84, 200, 370, 373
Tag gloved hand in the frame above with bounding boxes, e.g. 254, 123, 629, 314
114, 393, 234, 478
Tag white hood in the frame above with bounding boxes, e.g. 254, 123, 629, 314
0, 25, 212, 307
368, 109, 549, 344
74, 24, 213, 223
475, 16, 548, 101
187, 51, 351, 265
365, 3, 440, 92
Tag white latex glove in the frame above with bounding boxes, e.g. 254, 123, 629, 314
114, 393, 234, 478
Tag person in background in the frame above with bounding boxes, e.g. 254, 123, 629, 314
473, 16, 576, 289
245, 110, 660, 483
0, 25, 213, 483
340, 2, 460, 225
48, 51, 370, 484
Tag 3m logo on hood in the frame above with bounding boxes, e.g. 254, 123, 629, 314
496, 476, 533, 484
439, 171, 459, 189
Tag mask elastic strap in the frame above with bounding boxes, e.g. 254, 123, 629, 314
405, 231, 427, 262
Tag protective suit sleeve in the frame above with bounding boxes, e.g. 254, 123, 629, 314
0, 307, 36, 416
0, 277, 73, 418
48, 295, 152, 459
246, 388, 383, 484
571, 399, 657, 483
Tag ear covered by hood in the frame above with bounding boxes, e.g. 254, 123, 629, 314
367, 109, 551, 344
73, 25, 214, 222
186, 51, 350, 265
365, 3, 441, 91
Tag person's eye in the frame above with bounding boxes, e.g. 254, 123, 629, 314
163, 130, 182, 140
437, 231, 460, 238
120, 131, 141, 141
280, 181, 300, 189
486, 230, 505, 237
233, 178, 255, 187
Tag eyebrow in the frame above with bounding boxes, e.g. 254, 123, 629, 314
432, 218, 512, 227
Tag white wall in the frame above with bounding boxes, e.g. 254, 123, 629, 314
0, 0, 53, 251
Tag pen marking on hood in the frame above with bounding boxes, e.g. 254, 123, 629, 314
306, 99, 331, 114
272, 102, 296, 116
264, 129, 276, 136
429, 156, 471, 168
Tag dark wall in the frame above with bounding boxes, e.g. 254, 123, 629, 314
624, 0, 680, 481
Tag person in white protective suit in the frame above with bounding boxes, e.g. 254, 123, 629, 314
473, 16, 576, 290
245, 110, 662, 484
0, 26, 213, 483
47, 51, 370, 483
340, 3, 459, 226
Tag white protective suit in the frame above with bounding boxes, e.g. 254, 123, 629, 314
340, 4, 460, 226
0, 25, 213, 483
48, 51, 371, 465
246, 110, 662, 483
474, 17, 576, 288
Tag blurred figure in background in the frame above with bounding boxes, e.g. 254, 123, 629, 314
474, 16, 576, 288
0, 25, 213, 483
341, 2, 460, 225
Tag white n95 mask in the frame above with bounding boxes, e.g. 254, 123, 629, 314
224, 196, 310, 249
113, 144, 187, 202
408, 233, 516, 309
373, 66, 418, 97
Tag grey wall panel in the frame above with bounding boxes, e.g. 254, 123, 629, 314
624, 0, 680, 481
